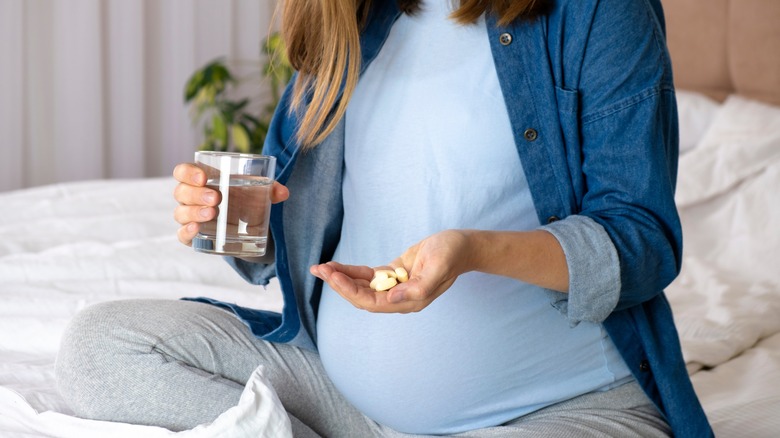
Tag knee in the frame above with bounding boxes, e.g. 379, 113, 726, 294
55, 300, 140, 417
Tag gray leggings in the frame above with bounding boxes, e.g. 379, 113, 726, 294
55, 299, 671, 437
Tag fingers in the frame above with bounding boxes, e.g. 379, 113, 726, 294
173, 163, 214, 247
385, 277, 425, 305
173, 182, 221, 207
310, 263, 430, 313
389, 264, 454, 304
271, 181, 290, 204
174, 205, 216, 225
311, 263, 375, 307
173, 163, 220, 206
173, 163, 206, 186
325, 262, 375, 281
171, 161, 288, 248
177, 222, 199, 246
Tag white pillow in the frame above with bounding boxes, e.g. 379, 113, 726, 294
675, 95, 780, 207
676, 90, 722, 154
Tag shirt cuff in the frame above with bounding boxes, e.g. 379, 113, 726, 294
540, 215, 621, 325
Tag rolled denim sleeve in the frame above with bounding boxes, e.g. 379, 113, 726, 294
541, 215, 620, 324
552, 0, 682, 318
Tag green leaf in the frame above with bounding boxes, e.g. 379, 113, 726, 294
184, 69, 205, 101
208, 63, 232, 85
241, 113, 261, 125
194, 85, 217, 107
232, 124, 250, 153
212, 114, 228, 147
185, 34, 292, 155
186, 59, 232, 103
232, 99, 250, 112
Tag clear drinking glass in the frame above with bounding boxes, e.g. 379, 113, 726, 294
192, 151, 276, 257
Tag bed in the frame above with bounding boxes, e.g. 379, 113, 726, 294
1, 1, 779, 437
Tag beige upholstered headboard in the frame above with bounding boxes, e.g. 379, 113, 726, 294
661, 0, 780, 105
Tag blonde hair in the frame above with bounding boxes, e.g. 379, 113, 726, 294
282, 0, 547, 148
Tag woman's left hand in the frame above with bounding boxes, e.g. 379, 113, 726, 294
309, 230, 474, 313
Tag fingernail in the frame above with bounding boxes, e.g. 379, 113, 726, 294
187, 223, 197, 232
192, 173, 204, 185
199, 208, 211, 218
203, 191, 216, 204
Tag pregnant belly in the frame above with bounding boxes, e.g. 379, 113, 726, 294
315, 275, 619, 435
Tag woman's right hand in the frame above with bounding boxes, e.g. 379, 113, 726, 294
172, 163, 290, 246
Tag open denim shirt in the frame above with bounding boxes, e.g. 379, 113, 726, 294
187, 0, 714, 436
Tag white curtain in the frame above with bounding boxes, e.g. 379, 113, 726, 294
0, 0, 276, 192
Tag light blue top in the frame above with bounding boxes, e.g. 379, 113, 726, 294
187, 0, 714, 435
316, 1, 631, 433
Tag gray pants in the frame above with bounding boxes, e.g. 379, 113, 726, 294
55, 299, 671, 437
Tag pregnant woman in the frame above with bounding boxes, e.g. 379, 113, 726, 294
56, 0, 713, 436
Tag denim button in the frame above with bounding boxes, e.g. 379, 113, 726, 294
547, 216, 559, 224
639, 360, 651, 372
499, 33, 513, 46
524, 128, 538, 141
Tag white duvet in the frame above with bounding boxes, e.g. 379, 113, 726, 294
1, 94, 779, 437
669, 95, 780, 436
0, 179, 290, 437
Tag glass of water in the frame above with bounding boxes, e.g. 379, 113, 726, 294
192, 151, 276, 257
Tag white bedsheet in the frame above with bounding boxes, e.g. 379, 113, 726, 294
667, 95, 780, 437
669, 95, 780, 369
0, 178, 289, 437
1, 94, 779, 437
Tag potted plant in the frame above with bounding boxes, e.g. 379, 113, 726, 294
184, 33, 293, 155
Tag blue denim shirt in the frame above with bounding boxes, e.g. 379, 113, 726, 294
188, 0, 713, 436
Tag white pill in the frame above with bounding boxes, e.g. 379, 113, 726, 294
373, 276, 398, 292
374, 269, 396, 279
394, 267, 409, 283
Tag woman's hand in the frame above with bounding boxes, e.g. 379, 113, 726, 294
309, 230, 475, 313
172, 163, 289, 246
